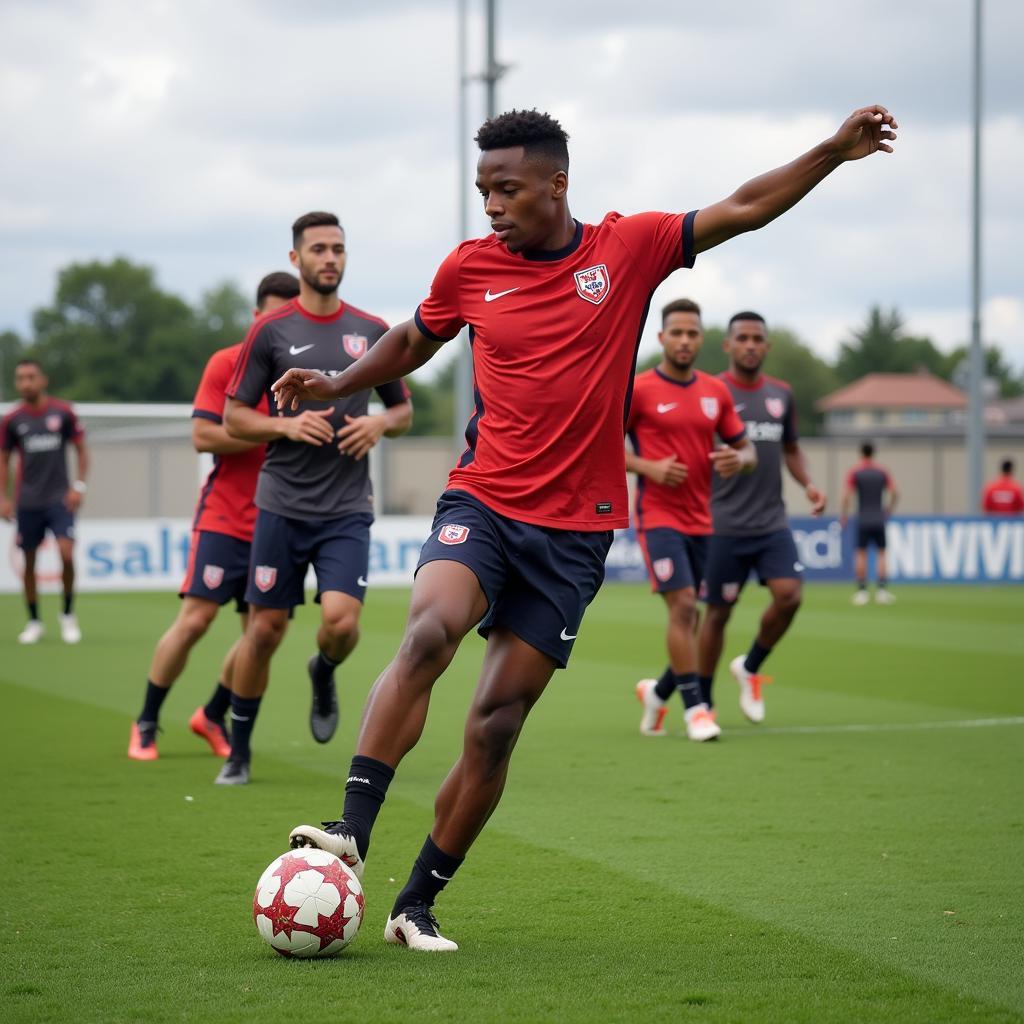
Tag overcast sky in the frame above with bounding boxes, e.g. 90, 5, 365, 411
2, 0, 1022, 378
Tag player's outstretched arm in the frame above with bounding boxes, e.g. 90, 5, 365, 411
785, 444, 826, 515
273, 319, 443, 411
692, 106, 898, 255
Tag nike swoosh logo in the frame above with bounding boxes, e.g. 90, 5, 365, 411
289, 344, 315, 355
560, 628, 578, 641
229, 712, 250, 722
734, 403, 746, 412
484, 287, 519, 302
656, 403, 677, 414
430, 869, 452, 881
357, 576, 368, 587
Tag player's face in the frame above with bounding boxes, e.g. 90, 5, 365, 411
291, 226, 347, 296
476, 147, 568, 253
659, 312, 704, 371
725, 320, 769, 373
14, 364, 46, 403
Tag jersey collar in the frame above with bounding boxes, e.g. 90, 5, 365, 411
724, 371, 765, 392
293, 298, 347, 323
520, 220, 584, 262
655, 367, 699, 388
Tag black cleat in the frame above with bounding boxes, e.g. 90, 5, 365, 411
214, 758, 250, 785
308, 655, 339, 744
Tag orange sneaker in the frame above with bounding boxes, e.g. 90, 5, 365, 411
729, 656, 773, 723
128, 721, 159, 760
684, 704, 722, 742
635, 678, 668, 736
189, 706, 231, 758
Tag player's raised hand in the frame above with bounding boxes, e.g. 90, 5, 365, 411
806, 484, 826, 516
336, 414, 385, 461
709, 445, 745, 479
281, 407, 335, 445
273, 368, 339, 411
648, 455, 688, 487
830, 105, 898, 161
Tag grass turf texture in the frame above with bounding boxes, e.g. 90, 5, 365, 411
1, 584, 1022, 1023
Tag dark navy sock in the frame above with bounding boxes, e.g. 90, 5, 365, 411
27, 601, 39, 621
699, 675, 714, 709
342, 755, 395, 859
204, 683, 232, 724
744, 641, 772, 675
392, 835, 464, 916
674, 671, 703, 709
653, 667, 676, 702
63, 593, 73, 615
311, 651, 339, 686
229, 694, 262, 762
139, 680, 170, 725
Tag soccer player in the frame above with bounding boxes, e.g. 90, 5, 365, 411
981, 458, 1024, 516
218, 211, 412, 785
1, 359, 89, 645
128, 271, 301, 762
274, 105, 898, 950
698, 313, 826, 724
841, 441, 898, 605
628, 298, 754, 742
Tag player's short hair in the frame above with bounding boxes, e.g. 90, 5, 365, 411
14, 358, 43, 372
728, 311, 767, 331
661, 298, 701, 324
255, 272, 300, 309
292, 211, 342, 248
861, 441, 875, 458
475, 109, 570, 172
1002, 458, 1015, 475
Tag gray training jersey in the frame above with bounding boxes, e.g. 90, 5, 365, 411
711, 373, 797, 536
847, 461, 892, 528
227, 298, 409, 522
1, 399, 83, 509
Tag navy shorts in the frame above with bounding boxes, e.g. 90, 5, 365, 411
245, 508, 372, 609
638, 528, 707, 594
856, 523, 887, 550
704, 529, 802, 606
180, 530, 251, 613
417, 490, 613, 669
16, 503, 75, 551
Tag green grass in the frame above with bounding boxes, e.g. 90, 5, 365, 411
1, 583, 1022, 1023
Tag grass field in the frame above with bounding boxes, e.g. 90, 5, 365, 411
1, 582, 1022, 1023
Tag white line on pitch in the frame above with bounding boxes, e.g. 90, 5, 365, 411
724, 717, 1024, 737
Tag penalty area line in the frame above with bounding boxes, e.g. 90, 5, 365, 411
726, 716, 1024, 737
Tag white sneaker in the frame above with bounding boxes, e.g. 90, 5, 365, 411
730, 655, 769, 723
852, 589, 870, 606
17, 619, 44, 645
684, 704, 721, 742
874, 588, 896, 605
289, 822, 364, 880
634, 678, 668, 736
59, 613, 82, 644
385, 904, 458, 952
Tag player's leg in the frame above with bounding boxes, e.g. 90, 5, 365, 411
15, 509, 44, 643
874, 529, 895, 603
697, 533, 747, 710
853, 523, 870, 604
51, 501, 80, 643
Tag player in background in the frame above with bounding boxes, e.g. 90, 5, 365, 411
1, 359, 89, 645
698, 313, 826, 723
628, 298, 754, 742
841, 441, 898, 605
274, 105, 897, 951
981, 458, 1024, 516
219, 211, 412, 786
128, 272, 300, 762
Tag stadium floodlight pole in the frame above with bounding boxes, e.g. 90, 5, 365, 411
967, 0, 985, 503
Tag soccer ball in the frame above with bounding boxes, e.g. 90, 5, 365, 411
253, 849, 364, 958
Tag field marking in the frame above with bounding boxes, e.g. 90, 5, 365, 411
726, 716, 1024, 737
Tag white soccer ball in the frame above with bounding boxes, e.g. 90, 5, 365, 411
252, 849, 364, 958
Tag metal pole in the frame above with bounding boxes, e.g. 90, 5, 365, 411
967, 0, 985, 504
453, 0, 473, 456
485, 0, 498, 116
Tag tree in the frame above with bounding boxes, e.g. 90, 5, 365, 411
943, 344, 1024, 399
0, 330, 27, 401
835, 305, 945, 383
406, 357, 456, 436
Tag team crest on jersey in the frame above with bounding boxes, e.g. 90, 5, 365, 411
46, 414, 62, 432
438, 524, 470, 545
700, 397, 719, 420
653, 558, 674, 582
765, 397, 785, 419
721, 582, 740, 602
202, 564, 224, 589
254, 565, 277, 592
343, 334, 368, 359
573, 264, 611, 305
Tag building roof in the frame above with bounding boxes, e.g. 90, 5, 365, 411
816, 372, 968, 412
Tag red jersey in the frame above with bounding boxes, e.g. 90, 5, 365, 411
416, 211, 697, 530
627, 368, 745, 534
192, 343, 267, 542
981, 475, 1024, 515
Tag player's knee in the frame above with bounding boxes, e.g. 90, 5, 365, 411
775, 586, 802, 615
399, 611, 459, 676
247, 613, 287, 656
469, 702, 525, 775
180, 604, 216, 643
323, 608, 360, 645
668, 594, 698, 630
706, 604, 732, 628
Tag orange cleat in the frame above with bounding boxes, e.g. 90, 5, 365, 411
189, 706, 231, 758
128, 721, 159, 761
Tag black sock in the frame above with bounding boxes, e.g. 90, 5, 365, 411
392, 835, 464, 915
27, 601, 39, 621
139, 680, 170, 725
229, 694, 262, 762
311, 650, 339, 686
857, 579, 867, 590
204, 683, 232, 724
674, 671, 702, 709
342, 755, 395, 859
63, 594, 73, 615
744, 641, 772, 675
653, 667, 675, 702
878, 579, 888, 589
699, 675, 714, 708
